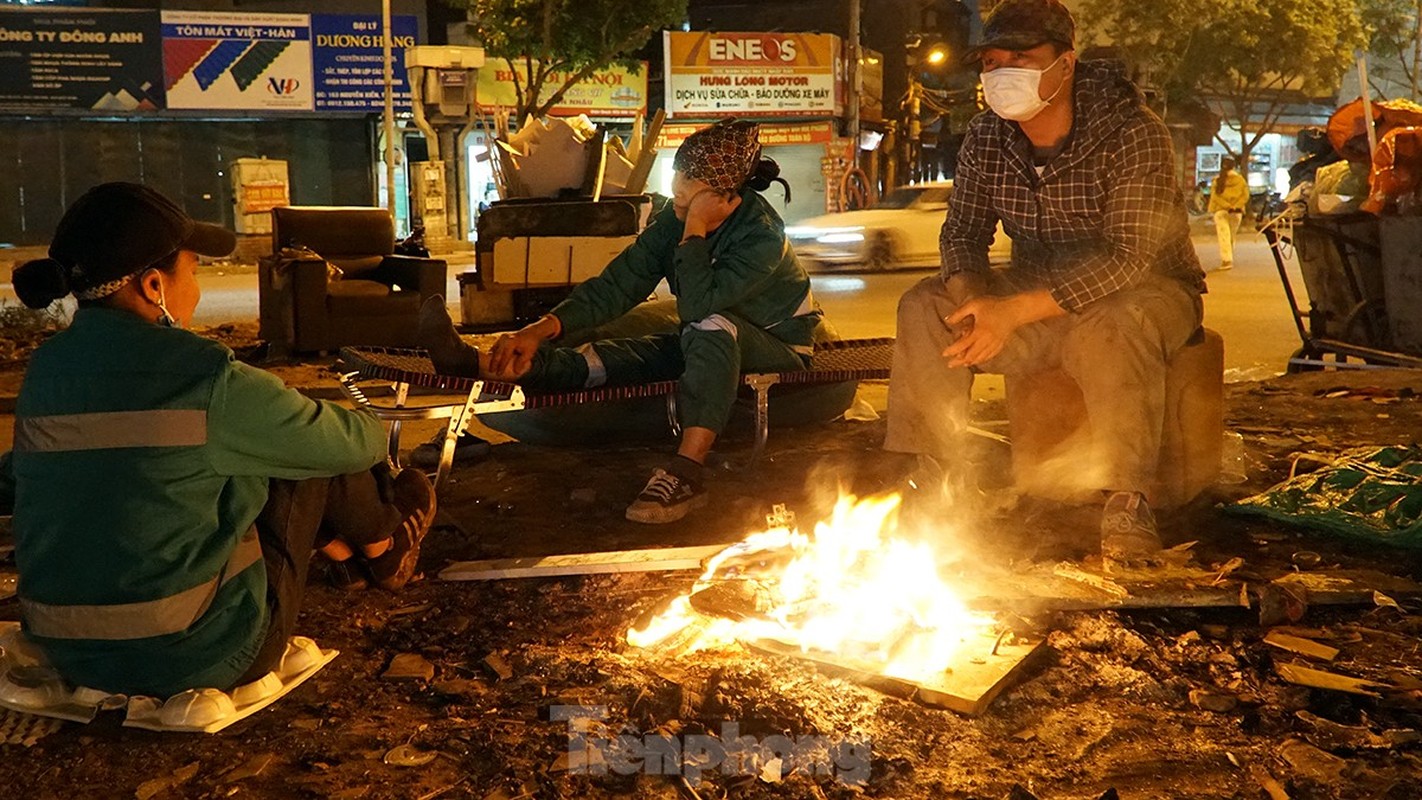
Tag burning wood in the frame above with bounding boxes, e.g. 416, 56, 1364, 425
626, 493, 1042, 715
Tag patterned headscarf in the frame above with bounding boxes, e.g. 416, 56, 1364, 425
673, 119, 762, 193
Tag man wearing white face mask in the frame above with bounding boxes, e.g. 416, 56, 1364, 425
885, 0, 1207, 562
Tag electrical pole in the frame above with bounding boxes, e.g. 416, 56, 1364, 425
382, 0, 397, 217
1413, 0, 1421, 101
848, 0, 862, 153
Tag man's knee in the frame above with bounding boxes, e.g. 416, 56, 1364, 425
1062, 295, 1173, 379
897, 275, 948, 324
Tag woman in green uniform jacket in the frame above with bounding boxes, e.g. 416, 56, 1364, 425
0, 183, 436, 698
419, 120, 822, 524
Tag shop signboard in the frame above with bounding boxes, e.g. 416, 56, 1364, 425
664, 31, 841, 119
310, 14, 418, 112
655, 121, 835, 149
476, 59, 647, 118
0, 8, 164, 110
162, 11, 313, 111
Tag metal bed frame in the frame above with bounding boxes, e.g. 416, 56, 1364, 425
337, 338, 895, 487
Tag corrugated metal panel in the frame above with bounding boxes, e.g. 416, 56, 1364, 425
0, 118, 374, 246
193, 40, 252, 91
230, 41, 289, 91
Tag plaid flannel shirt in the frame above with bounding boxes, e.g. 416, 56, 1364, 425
941, 60, 1206, 312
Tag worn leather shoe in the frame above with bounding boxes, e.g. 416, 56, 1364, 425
417, 295, 480, 377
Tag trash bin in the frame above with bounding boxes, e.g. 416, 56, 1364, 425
1379, 216, 1422, 355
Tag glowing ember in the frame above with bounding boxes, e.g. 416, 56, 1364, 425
627, 493, 996, 684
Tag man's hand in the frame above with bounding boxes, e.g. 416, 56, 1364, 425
943, 295, 1020, 368
488, 314, 560, 380
942, 288, 1065, 368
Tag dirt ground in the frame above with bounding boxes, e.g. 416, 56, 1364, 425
3, 327, 1422, 800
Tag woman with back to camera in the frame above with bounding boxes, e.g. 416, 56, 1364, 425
0, 182, 436, 698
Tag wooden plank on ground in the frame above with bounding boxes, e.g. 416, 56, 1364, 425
1276, 661, 1392, 697
1272, 570, 1422, 604
439, 544, 730, 581
1264, 632, 1340, 662
964, 565, 1422, 614
748, 632, 1044, 717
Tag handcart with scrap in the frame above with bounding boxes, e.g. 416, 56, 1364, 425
1258, 96, 1422, 373
1259, 211, 1422, 372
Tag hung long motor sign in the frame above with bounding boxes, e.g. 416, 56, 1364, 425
663, 31, 842, 119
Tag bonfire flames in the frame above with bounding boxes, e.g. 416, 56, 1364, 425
627, 493, 997, 685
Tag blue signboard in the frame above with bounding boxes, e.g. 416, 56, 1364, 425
311, 14, 417, 113
0, 8, 163, 110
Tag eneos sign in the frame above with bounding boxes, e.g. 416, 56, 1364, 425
664, 31, 841, 119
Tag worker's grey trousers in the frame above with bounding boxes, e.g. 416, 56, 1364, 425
884, 274, 1203, 497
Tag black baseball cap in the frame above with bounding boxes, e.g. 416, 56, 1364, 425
49, 182, 236, 291
962, 0, 1076, 65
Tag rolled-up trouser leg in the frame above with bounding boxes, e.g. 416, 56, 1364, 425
1058, 276, 1203, 498
884, 276, 976, 457
678, 312, 806, 434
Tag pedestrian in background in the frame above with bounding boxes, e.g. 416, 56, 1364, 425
1209, 156, 1250, 271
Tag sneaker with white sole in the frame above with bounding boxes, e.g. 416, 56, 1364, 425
625, 468, 707, 524
1100, 491, 1162, 562
366, 469, 437, 590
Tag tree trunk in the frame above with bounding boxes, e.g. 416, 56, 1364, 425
1413, 0, 1421, 101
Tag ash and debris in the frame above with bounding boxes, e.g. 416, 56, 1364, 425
3, 372, 1422, 799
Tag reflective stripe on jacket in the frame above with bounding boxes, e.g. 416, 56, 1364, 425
9, 307, 386, 696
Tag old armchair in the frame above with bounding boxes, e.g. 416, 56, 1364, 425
258, 206, 447, 354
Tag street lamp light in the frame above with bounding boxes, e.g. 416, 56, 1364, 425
924, 47, 948, 66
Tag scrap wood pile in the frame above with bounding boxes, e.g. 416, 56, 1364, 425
406, 485, 1422, 800
484, 109, 666, 201
343, 557, 1422, 800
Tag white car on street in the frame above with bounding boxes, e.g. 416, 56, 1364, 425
786, 181, 1011, 271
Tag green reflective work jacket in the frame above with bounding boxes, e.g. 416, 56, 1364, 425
1, 307, 385, 697
550, 188, 822, 352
